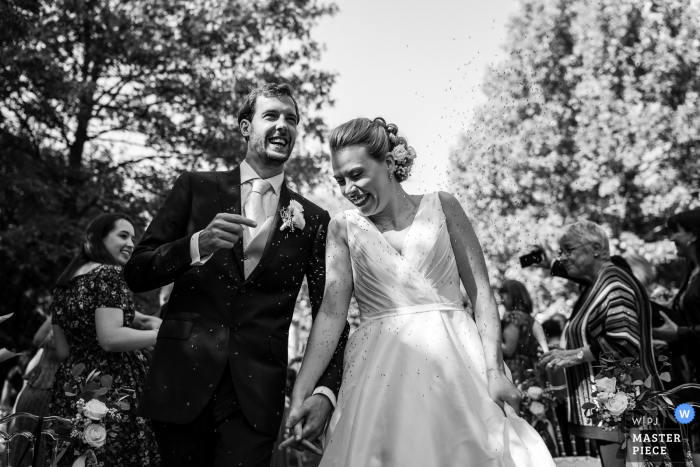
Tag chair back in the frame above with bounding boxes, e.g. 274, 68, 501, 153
0, 412, 71, 467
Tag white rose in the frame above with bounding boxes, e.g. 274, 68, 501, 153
596, 391, 613, 402
289, 200, 304, 213
527, 386, 543, 401
289, 201, 305, 229
596, 376, 617, 394
604, 392, 629, 416
83, 423, 107, 448
392, 145, 408, 163
83, 399, 109, 421
406, 146, 417, 161
529, 401, 546, 418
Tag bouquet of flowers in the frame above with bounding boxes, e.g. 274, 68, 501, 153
582, 354, 673, 435
52, 363, 133, 467
517, 369, 561, 456
582, 353, 689, 466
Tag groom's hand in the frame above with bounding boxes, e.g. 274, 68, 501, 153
279, 394, 332, 455
199, 213, 256, 257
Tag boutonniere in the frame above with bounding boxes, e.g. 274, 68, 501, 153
280, 200, 306, 232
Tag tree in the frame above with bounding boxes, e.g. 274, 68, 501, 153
0, 0, 338, 349
451, 0, 700, 317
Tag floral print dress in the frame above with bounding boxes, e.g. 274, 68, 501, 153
502, 310, 541, 384
48, 265, 160, 467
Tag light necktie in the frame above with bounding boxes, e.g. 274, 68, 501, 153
245, 178, 272, 240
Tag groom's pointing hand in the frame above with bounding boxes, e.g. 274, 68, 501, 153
199, 213, 256, 257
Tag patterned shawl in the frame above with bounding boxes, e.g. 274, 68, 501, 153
563, 263, 659, 430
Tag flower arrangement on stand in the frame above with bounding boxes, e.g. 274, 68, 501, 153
517, 369, 560, 456
582, 353, 691, 466
518, 370, 556, 421
52, 363, 133, 467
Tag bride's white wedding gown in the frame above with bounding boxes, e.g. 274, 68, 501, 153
320, 193, 555, 467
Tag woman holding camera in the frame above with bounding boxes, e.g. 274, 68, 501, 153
537, 221, 658, 467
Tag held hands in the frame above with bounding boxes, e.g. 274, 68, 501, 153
198, 213, 257, 257
278, 394, 333, 455
487, 369, 521, 411
652, 310, 679, 342
539, 349, 582, 371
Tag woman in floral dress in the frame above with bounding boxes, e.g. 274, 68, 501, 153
499, 280, 543, 384
48, 213, 161, 467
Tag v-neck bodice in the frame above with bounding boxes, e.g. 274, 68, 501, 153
342, 192, 462, 319
365, 194, 426, 257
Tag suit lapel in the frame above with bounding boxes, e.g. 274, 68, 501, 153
216, 167, 245, 277
244, 182, 291, 284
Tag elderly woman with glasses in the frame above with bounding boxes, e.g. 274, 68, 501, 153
537, 221, 658, 467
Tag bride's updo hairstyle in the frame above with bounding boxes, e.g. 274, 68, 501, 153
329, 117, 418, 183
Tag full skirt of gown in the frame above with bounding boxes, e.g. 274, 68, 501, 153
319, 193, 554, 467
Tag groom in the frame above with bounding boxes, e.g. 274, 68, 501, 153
124, 83, 348, 466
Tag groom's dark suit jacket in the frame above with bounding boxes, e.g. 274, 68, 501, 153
124, 166, 348, 436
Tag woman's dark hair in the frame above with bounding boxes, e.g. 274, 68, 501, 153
56, 213, 134, 287
667, 209, 700, 307
541, 319, 562, 339
668, 209, 700, 265
329, 117, 414, 182
498, 279, 533, 315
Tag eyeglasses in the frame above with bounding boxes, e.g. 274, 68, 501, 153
557, 243, 590, 259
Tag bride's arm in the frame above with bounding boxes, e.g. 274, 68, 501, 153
439, 192, 521, 410
286, 215, 353, 439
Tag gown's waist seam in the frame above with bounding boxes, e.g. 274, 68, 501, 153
360, 303, 463, 324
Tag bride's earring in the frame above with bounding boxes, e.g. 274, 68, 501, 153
389, 171, 393, 180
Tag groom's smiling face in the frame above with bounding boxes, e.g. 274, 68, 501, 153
242, 95, 298, 166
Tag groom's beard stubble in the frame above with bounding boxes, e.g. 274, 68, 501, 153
249, 132, 294, 168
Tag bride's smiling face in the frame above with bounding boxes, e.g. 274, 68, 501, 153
332, 145, 395, 215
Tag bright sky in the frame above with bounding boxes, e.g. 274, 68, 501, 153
311, 0, 520, 195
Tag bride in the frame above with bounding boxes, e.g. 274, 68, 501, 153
285, 117, 555, 466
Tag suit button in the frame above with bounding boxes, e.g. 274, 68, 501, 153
240, 286, 246, 293
230, 325, 238, 332
243, 254, 248, 260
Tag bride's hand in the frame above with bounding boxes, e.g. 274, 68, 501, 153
278, 393, 328, 455
487, 369, 521, 412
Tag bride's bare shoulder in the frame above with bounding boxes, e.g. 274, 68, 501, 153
437, 191, 469, 218
328, 211, 350, 242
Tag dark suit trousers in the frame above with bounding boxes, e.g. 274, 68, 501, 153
152, 364, 277, 467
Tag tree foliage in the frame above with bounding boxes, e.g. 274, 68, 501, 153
0, 0, 337, 349
451, 0, 700, 317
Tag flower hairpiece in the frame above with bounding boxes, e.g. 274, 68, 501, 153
391, 144, 417, 179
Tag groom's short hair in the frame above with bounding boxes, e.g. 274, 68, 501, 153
237, 83, 300, 128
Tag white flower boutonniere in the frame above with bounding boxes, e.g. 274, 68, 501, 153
280, 200, 305, 232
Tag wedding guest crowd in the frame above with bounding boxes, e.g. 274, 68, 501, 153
0, 192, 698, 467
503, 209, 700, 465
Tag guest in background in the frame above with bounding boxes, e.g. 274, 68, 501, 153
538, 221, 658, 467
9, 316, 59, 467
499, 280, 545, 383
653, 209, 700, 379
48, 213, 161, 467
624, 253, 690, 386
542, 317, 563, 350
